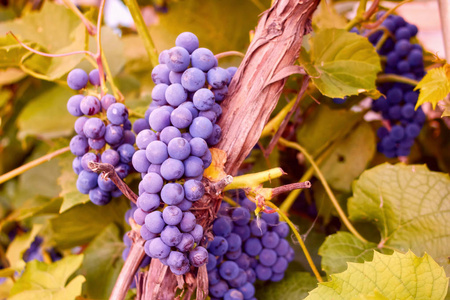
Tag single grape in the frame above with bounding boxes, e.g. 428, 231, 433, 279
149, 108, 171, 132
213, 216, 233, 237
219, 261, 239, 280
212, 86, 228, 102
176, 199, 192, 211
175, 32, 199, 54
151, 64, 171, 84
206, 124, 222, 146
88, 138, 106, 150
209, 280, 229, 298
275, 239, 289, 256
152, 83, 169, 106
160, 158, 185, 180
89, 187, 111, 205
169, 71, 183, 84
272, 257, 288, 273
132, 150, 151, 173
70, 135, 89, 156
142, 172, 164, 194
168, 251, 187, 268
180, 211, 196, 232
255, 264, 272, 281
183, 156, 204, 178
250, 219, 268, 237
232, 225, 251, 242
226, 233, 242, 252
193, 88, 215, 111
170, 107, 193, 129
101, 149, 120, 166
146, 140, 169, 164
191, 48, 216, 71
176, 233, 195, 252
81, 152, 100, 171
209, 236, 229, 256
148, 237, 170, 258
161, 225, 182, 246
163, 205, 183, 225
137, 129, 158, 150
167, 46, 190, 73
189, 116, 213, 139
107, 103, 129, 125
160, 183, 185, 205
259, 248, 277, 267
244, 238, 262, 257
88, 69, 101, 86
190, 224, 204, 244
181, 67, 206, 92
145, 211, 165, 234
67, 68, 88, 90
189, 246, 208, 267
239, 282, 255, 299
137, 193, 161, 212
179, 101, 199, 118
67, 95, 84, 116
117, 143, 135, 163
261, 231, 280, 249
80, 96, 101, 115
100, 94, 116, 111
133, 208, 147, 225
207, 67, 230, 89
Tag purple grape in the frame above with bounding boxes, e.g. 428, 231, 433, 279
133, 118, 150, 135
133, 208, 147, 225
89, 69, 101, 86
100, 94, 116, 111
181, 67, 206, 92
148, 237, 170, 258
175, 32, 199, 54
170, 107, 193, 129
98, 175, 115, 192
88, 138, 105, 150
152, 83, 169, 106
213, 216, 233, 237
163, 205, 183, 225
191, 48, 216, 72
160, 158, 184, 180
183, 156, 204, 178
259, 248, 277, 267
190, 224, 204, 244
104, 124, 124, 145
275, 239, 289, 256
136, 129, 157, 150
161, 183, 185, 205
142, 172, 164, 193
137, 193, 160, 212
167, 46, 190, 73
220, 261, 239, 280
101, 149, 120, 166
207, 253, 217, 271
255, 264, 272, 281
159, 50, 169, 64
167, 137, 191, 160
149, 108, 171, 132
189, 246, 208, 267
67, 95, 84, 116
168, 251, 187, 268
206, 124, 221, 146
207, 67, 230, 89
81, 152, 99, 171
179, 101, 199, 118
272, 257, 288, 273
77, 170, 98, 192
80, 96, 101, 115
189, 116, 213, 139
180, 211, 196, 232
184, 179, 205, 201
160, 126, 182, 145
89, 187, 111, 205
239, 282, 255, 299
232, 225, 251, 241
145, 211, 165, 234
176, 233, 195, 252
132, 150, 151, 173
199, 110, 217, 124
193, 88, 215, 111
226, 233, 242, 252
107, 103, 128, 125
210, 281, 229, 298
176, 199, 192, 211
67, 69, 88, 90
244, 238, 262, 257
161, 225, 182, 246
212, 86, 228, 102
70, 135, 89, 156
169, 71, 183, 84
189, 137, 208, 157
151, 64, 170, 84
73, 157, 82, 174
145, 140, 168, 164
117, 143, 135, 163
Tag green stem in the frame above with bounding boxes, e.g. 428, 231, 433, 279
278, 138, 368, 244
344, 0, 368, 31
265, 201, 323, 282
377, 74, 419, 86
123, 0, 159, 68
95, 0, 108, 97
261, 97, 296, 138
0, 146, 70, 185
101, 49, 124, 101
61, 0, 97, 35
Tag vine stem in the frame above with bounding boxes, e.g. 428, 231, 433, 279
377, 74, 419, 86
278, 137, 368, 244
95, 0, 108, 97
215, 51, 245, 60
265, 201, 323, 282
123, 0, 159, 68
7, 32, 95, 59
344, 0, 367, 31
61, 0, 97, 35
0, 146, 70, 185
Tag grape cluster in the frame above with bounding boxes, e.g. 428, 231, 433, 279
366, 14, 426, 158
130, 32, 236, 275
207, 195, 295, 300
67, 68, 135, 205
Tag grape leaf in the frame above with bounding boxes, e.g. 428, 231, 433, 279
348, 163, 450, 276
78, 224, 125, 299
319, 121, 376, 192
306, 251, 449, 300
300, 28, 381, 98
9, 255, 85, 300
318, 232, 390, 276
255, 271, 318, 300
17, 85, 76, 139
414, 65, 450, 110
48, 198, 129, 249
0, 2, 86, 80
312, 1, 347, 30
58, 153, 90, 213
5, 224, 42, 270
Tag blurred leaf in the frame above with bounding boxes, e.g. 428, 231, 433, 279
6, 224, 42, 270
58, 153, 90, 213
348, 163, 450, 276
0, 35, 31, 68
148, 0, 270, 54
414, 65, 450, 110
318, 232, 389, 276
0, 277, 14, 299
17, 85, 76, 139
49, 198, 129, 249
0, 68, 26, 85
300, 29, 381, 98
9, 255, 85, 300
256, 271, 318, 300
0, 2, 86, 80
320, 122, 376, 192
312, 2, 347, 30
78, 223, 125, 299
306, 251, 448, 300
297, 105, 363, 157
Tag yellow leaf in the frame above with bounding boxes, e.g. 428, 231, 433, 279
203, 148, 227, 181
414, 64, 450, 109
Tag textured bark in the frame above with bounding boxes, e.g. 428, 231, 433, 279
217, 0, 319, 175
119, 0, 320, 298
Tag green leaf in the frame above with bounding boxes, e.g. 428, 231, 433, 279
300, 29, 381, 98
312, 2, 347, 30
297, 105, 364, 157
78, 224, 125, 299
0, 35, 31, 67
305, 251, 449, 300
348, 163, 450, 276
414, 65, 450, 110
49, 198, 129, 249
319, 122, 376, 192
255, 271, 318, 300
58, 153, 90, 213
0, 2, 86, 80
9, 255, 85, 300
318, 232, 390, 276
17, 85, 76, 139
5, 224, 42, 270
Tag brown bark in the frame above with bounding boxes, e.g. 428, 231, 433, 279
217, 0, 319, 175
115, 0, 320, 298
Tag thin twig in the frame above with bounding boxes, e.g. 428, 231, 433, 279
377, 74, 419, 86
278, 137, 369, 243
88, 162, 138, 203
95, 0, 108, 97
0, 146, 70, 185
271, 181, 311, 198
215, 51, 245, 60
7, 32, 95, 58
61, 0, 97, 35
265, 75, 309, 157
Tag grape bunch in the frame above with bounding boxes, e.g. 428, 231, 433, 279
67, 68, 136, 205
130, 32, 236, 275
207, 195, 295, 300
366, 14, 426, 158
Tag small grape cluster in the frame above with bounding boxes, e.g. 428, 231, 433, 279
67, 68, 135, 205
368, 14, 426, 157
207, 196, 295, 300
130, 32, 235, 275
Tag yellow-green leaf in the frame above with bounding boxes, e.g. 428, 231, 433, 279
414, 65, 450, 109
6, 224, 42, 270
306, 251, 449, 300
300, 28, 381, 98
